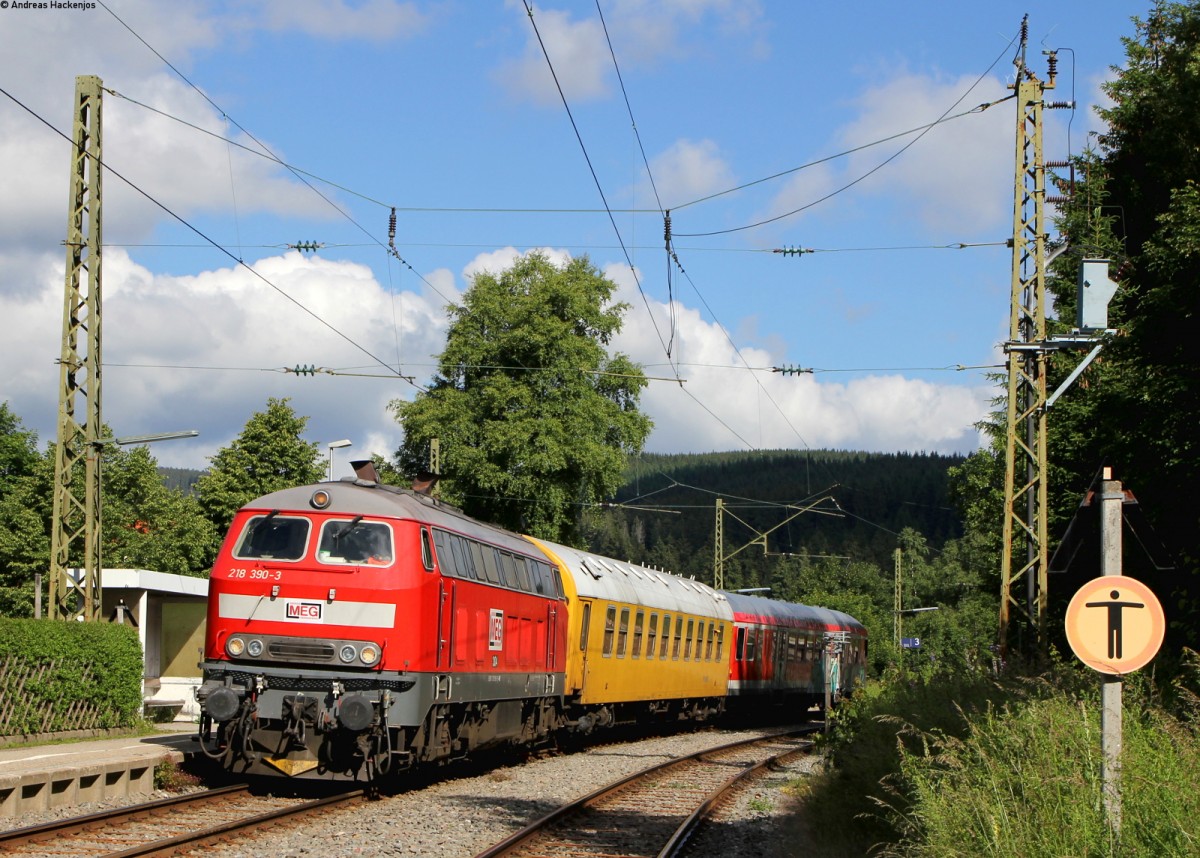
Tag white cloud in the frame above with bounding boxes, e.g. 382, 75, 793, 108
462, 246, 574, 281
606, 263, 989, 454
495, 0, 766, 104
836, 71, 1013, 234
759, 161, 843, 236
0, 249, 448, 468
494, 8, 611, 105
647, 139, 736, 211
0, 5, 342, 293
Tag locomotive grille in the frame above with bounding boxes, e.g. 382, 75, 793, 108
218, 669, 415, 694
269, 641, 336, 661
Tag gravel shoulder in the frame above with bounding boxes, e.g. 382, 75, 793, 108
3, 726, 828, 857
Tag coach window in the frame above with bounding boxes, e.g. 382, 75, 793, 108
705, 622, 715, 660
579, 603, 592, 651
745, 627, 757, 663
432, 530, 452, 574
449, 536, 470, 579
735, 627, 746, 661
421, 529, 434, 571
673, 616, 684, 659
479, 547, 501, 584
617, 608, 630, 657
684, 618, 695, 660
659, 614, 671, 659
603, 606, 616, 656
715, 625, 725, 661
537, 563, 556, 595
647, 614, 659, 658
234, 514, 310, 561
632, 611, 644, 659
468, 541, 487, 582
515, 556, 533, 592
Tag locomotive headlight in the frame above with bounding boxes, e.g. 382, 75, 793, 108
246, 639, 264, 657
358, 644, 380, 665
339, 644, 358, 663
310, 489, 332, 509
226, 636, 246, 657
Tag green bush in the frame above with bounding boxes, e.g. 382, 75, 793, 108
0, 617, 143, 735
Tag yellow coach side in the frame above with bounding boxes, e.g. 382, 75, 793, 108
526, 537, 733, 709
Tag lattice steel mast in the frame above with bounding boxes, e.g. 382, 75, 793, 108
999, 23, 1057, 655
49, 75, 104, 622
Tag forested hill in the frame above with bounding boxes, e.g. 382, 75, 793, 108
584, 449, 965, 584
154, 450, 966, 581
159, 467, 203, 495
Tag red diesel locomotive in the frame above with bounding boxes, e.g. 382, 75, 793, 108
196, 464, 866, 781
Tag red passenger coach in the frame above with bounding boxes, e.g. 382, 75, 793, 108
724, 592, 867, 714
197, 473, 568, 781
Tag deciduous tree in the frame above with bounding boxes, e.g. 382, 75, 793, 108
0, 404, 50, 615
391, 252, 652, 545
196, 397, 323, 555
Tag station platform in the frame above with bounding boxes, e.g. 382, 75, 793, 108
0, 725, 199, 821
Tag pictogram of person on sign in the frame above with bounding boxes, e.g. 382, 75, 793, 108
1085, 589, 1145, 660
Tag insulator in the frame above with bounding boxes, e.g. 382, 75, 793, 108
1046, 160, 1071, 169
1047, 52, 1058, 78
1047, 195, 1072, 205
388, 207, 397, 243
663, 211, 671, 244
1047, 101, 1075, 110
1020, 16, 1028, 44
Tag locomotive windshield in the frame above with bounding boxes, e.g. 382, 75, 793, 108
233, 514, 311, 561
317, 518, 394, 565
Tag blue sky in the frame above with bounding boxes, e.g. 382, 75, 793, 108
0, 1, 1142, 471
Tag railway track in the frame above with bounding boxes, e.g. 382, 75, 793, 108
0, 783, 365, 857
472, 728, 818, 858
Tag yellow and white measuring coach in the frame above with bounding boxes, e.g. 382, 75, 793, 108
526, 537, 733, 731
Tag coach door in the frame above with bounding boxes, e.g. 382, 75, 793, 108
546, 599, 559, 670
437, 579, 455, 669
576, 599, 594, 695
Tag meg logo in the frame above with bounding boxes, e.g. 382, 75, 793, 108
285, 601, 323, 622
489, 608, 504, 651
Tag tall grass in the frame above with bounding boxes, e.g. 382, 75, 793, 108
885, 695, 1200, 856
800, 654, 1200, 856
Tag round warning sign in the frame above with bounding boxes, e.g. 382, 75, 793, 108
1065, 575, 1165, 674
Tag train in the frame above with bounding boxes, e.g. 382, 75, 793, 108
195, 461, 867, 781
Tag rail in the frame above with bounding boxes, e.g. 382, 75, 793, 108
473, 727, 818, 858
0, 783, 365, 857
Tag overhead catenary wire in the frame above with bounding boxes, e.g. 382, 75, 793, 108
99, 239, 1010, 256
596, 0, 677, 356
645, 38, 1014, 460
96, 1, 453, 308
78, 4, 990, 505
669, 101, 1013, 215
673, 30, 1021, 238
521, 0, 678, 375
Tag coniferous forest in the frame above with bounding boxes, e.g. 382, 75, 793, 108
584, 449, 963, 586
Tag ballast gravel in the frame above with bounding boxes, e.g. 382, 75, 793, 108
2, 727, 824, 857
